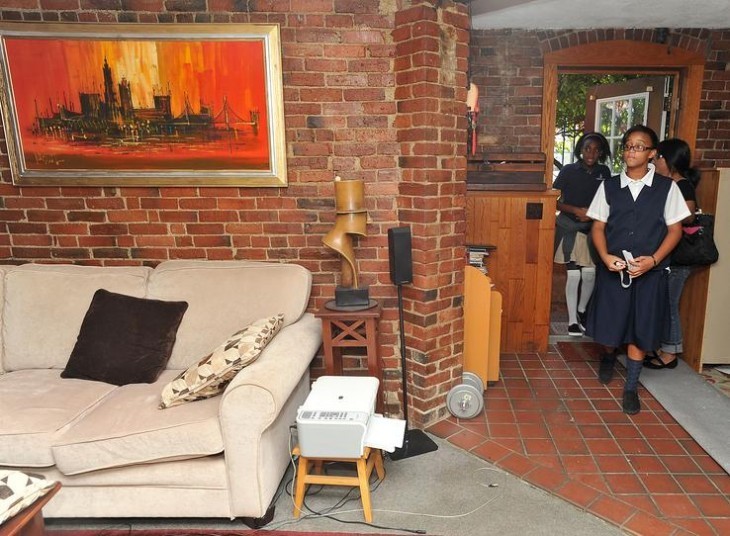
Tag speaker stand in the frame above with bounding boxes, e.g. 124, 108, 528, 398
390, 283, 438, 461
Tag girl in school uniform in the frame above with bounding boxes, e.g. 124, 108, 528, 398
553, 132, 612, 337
584, 125, 690, 414
645, 138, 700, 369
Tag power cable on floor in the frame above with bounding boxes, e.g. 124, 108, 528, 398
264, 457, 506, 533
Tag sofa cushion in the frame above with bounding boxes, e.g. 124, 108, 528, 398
0, 370, 116, 467
2, 264, 151, 371
146, 261, 311, 369
160, 314, 284, 409
62, 290, 188, 386
51, 370, 224, 476
0, 470, 57, 525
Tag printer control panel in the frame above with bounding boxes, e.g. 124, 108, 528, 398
299, 411, 364, 422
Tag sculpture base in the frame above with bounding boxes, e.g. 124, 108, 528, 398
335, 286, 370, 307
324, 298, 378, 312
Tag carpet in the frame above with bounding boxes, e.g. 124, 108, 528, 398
701, 365, 730, 398
47, 434, 622, 536
47, 530, 390, 535
557, 341, 730, 474
634, 356, 730, 475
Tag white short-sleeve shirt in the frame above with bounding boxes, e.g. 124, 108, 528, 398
587, 164, 691, 225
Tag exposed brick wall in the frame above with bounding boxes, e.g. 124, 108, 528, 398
698, 29, 730, 167
393, 3, 468, 423
470, 28, 730, 168
469, 29, 543, 152
0, 0, 469, 427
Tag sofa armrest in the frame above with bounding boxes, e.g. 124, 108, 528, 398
218, 312, 321, 517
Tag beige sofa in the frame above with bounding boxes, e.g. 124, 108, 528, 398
0, 260, 322, 524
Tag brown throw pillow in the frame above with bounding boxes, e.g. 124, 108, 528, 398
62, 289, 188, 386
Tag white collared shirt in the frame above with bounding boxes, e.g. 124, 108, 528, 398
587, 163, 691, 225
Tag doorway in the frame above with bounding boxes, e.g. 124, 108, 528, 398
553, 73, 675, 177
550, 73, 677, 336
540, 40, 705, 338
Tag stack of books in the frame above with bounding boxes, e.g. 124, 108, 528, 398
467, 245, 491, 274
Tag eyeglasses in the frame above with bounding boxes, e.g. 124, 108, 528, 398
623, 144, 654, 153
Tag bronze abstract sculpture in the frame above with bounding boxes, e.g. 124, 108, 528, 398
322, 176, 371, 309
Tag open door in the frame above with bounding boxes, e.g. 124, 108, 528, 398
585, 76, 675, 172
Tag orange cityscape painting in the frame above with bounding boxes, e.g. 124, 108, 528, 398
0, 24, 287, 186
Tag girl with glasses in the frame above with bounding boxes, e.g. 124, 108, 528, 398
553, 132, 611, 337
584, 125, 690, 414
645, 138, 700, 370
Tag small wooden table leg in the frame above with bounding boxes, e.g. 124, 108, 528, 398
293, 447, 308, 518
373, 448, 385, 480
356, 455, 373, 523
320, 319, 342, 375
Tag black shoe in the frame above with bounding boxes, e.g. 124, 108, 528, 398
622, 390, 641, 414
568, 323, 583, 337
598, 353, 616, 384
577, 311, 587, 332
644, 353, 678, 370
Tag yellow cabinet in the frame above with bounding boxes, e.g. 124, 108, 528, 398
464, 266, 502, 387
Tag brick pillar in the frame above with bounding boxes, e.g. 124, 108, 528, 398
392, 1, 469, 426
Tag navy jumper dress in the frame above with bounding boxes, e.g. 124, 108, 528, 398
585, 174, 673, 351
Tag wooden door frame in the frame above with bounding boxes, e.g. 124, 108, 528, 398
541, 40, 705, 182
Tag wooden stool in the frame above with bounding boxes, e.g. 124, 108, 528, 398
292, 446, 385, 522
315, 303, 383, 412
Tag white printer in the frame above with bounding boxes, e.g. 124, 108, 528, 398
297, 376, 404, 458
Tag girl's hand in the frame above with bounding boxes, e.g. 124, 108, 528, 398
628, 256, 654, 277
574, 207, 590, 222
606, 255, 626, 272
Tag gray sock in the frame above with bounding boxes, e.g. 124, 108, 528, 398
625, 358, 643, 392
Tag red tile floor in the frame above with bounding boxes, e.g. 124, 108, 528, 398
426, 342, 730, 536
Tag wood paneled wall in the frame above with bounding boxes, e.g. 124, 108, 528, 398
679, 169, 720, 371
466, 190, 559, 353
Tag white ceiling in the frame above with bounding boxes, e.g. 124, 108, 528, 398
470, 0, 730, 30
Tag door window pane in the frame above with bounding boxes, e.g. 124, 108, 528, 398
595, 92, 649, 173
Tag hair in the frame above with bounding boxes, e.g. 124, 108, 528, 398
573, 131, 611, 163
621, 124, 659, 152
656, 138, 701, 187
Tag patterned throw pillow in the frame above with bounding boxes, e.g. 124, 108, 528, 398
159, 314, 284, 409
0, 470, 57, 524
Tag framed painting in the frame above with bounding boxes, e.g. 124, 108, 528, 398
0, 23, 287, 187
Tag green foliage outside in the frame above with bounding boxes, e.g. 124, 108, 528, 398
555, 74, 633, 169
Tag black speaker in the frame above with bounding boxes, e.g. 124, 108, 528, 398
388, 226, 413, 285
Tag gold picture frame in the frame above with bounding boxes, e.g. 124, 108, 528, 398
0, 23, 287, 187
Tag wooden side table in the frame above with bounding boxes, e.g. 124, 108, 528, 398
315, 302, 383, 412
0, 482, 61, 536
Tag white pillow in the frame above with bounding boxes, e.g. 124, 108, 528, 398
0, 470, 57, 524
159, 314, 284, 409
